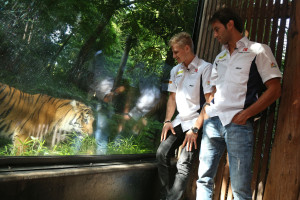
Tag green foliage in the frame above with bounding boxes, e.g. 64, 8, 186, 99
0, 0, 197, 88
0, 133, 97, 156
112, 0, 198, 86
106, 115, 162, 153
51, 133, 99, 155
0, 137, 49, 156
0, 121, 160, 155
0, 0, 198, 156
105, 118, 162, 154
107, 135, 151, 154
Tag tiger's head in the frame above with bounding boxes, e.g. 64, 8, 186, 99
56, 100, 94, 136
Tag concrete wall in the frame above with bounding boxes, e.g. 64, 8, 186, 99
0, 161, 160, 200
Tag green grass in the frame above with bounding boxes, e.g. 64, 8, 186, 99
107, 135, 153, 154
0, 131, 156, 156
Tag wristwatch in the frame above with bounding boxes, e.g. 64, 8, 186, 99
202, 102, 210, 108
191, 127, 199, 134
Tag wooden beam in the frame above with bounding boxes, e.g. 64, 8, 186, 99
240, 2, 292, 19
263, 0, 300, 199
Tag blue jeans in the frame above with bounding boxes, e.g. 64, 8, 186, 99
156, 125, 199, 200
196, 116, 253, 200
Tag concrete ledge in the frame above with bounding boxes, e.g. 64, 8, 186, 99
0, 161, 160, 200
0, 162, 157, 181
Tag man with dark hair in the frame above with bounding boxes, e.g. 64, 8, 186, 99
195, 8, 282, 200
209, 7, 244, 33
156, 32, 212, 200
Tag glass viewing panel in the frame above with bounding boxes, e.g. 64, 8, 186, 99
0, 0, 198, 156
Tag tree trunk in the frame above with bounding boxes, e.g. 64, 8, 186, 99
68, 1, 137, 84
69, 12, 114, 81
112, 35, 135, 91
263, 1, 300, 199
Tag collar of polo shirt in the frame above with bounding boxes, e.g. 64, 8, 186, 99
183, 56, 199, 71
223, 36, 249, 51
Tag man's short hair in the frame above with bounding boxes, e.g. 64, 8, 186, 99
169, 32, 194, 52
209, 8, 244, 33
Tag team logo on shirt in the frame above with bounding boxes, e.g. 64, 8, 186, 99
271, 62, 277, 68
218, 52, 227, 59
195, 68, 198, 73
177, 70, 184, 75
207, 81, 210, 85
239, 48, 250, 53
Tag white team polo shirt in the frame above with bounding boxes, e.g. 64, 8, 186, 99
167, 56, 212, 131
206, 37, 282, 126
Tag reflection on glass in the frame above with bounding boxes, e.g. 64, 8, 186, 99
0, 0, 197, 156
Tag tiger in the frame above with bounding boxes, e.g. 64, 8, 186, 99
0, 82, 94, 152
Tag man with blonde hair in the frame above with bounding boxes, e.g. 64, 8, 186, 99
156, 32, 212, 200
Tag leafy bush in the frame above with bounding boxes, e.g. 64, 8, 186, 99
0, 123, 161, 156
